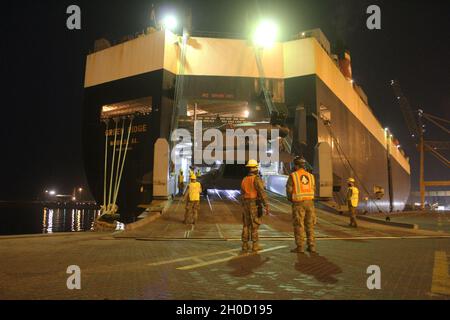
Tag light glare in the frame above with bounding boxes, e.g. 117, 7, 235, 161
253, 20, 278, 48
162, 15, 177, 31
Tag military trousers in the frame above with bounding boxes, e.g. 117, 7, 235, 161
185, 200, 200, 224
348, 201, 357, 227
242, 199, 262, 243
292, 200, 316, 250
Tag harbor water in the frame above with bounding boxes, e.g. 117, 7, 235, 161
0, 205, 100, 236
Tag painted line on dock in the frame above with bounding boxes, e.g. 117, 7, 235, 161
177, 245, 288, 271
431, 251, 450, 296
147, 248, 242, 266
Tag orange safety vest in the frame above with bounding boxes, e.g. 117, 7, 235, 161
241, 175, 257, 199
291, 169, 315, 202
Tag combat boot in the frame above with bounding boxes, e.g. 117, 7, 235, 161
241, 242, 249, 252
307, 247, 317, 254
290, 247, 304, 253
252, 241, 261, 252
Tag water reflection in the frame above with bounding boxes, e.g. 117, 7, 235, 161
42, 207, 100, 234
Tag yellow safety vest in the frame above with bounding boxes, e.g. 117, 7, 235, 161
291, 169, 315, 202
348, 186, 359, 207
188, 182, 201, 201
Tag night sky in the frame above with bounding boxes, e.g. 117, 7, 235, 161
1, 0, 449, 200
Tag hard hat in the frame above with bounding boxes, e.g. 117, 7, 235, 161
190, 174, 197, 180
294, 156, 307, 166
246, 159, 259, 168
347, 177, 355, 183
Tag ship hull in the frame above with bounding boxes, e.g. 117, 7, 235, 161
83, 72, 410, 217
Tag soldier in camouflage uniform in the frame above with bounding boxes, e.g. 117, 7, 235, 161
286, 157, 317, 254
240, 159, 269, 253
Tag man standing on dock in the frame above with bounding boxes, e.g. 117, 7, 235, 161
240, 159, 269, 253
286, 157, 317, 254
347, 178, 359, 228
184, 174, 202, 225
178, 169, 185, 196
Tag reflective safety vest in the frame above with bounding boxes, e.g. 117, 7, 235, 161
291, 169, 315, 202
188, 182, 201, 201
241, 175, 257, 199
348, 186, 359, 207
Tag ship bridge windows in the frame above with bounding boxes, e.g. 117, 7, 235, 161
101, 97, 152, 119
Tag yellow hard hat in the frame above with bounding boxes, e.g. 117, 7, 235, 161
347, 178, 355, 183
246, 159, 259, 168
190, 174, 197, 180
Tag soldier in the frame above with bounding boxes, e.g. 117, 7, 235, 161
347, 178, 359, 227
240, 159, 269, 253
184, 174, 202, 224
178, 169, 185, 196
286, 157, 317, 254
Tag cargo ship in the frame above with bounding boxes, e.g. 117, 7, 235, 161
82, 28, 410, 221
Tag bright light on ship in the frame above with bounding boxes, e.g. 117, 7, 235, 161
162, 15, 177, 31
253, 20, 278, 48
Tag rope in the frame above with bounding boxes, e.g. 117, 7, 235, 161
107, 119, 119, 210
112, 117, 126, 206
323, 121, 383, 212
103, 119, 110, 210
112, 116, 134, 208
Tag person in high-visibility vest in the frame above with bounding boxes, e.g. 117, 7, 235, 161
347, 178, 359, 228
196, 169, 201, 178
286, 156, 317, 254
184, 174, 202, 224
240, 159, 269, 253
178, 169, 185, 196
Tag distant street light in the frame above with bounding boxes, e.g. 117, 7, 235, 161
253, 20, 278, 48
49, 190, 56, 196
78, 188, 83, 192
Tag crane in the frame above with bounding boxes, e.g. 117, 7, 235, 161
390, 80, 450, 209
